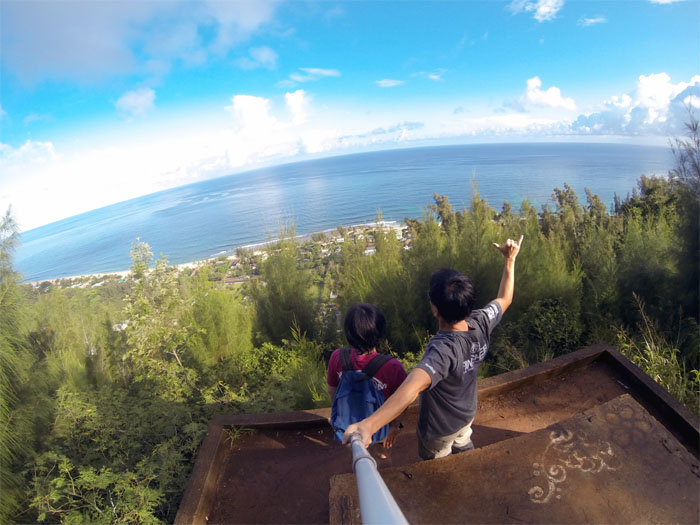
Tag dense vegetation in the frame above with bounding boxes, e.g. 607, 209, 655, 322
2, 121, 699, 523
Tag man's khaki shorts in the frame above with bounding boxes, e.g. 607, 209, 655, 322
417, 419, 475, 460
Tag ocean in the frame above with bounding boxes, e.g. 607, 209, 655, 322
16, 142, 674, 282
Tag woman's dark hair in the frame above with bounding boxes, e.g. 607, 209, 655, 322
428, 268, 476, 323
344, 303, 387, 353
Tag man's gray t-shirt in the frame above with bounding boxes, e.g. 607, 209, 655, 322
416, 301, 502, 440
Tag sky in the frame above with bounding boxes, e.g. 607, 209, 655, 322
1, 0, 699, 231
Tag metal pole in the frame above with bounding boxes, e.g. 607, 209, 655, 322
349, 433, 409, 525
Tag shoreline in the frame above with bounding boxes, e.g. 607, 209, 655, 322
25, 220, 404, 286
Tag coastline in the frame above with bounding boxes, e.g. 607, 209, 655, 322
17, 143, 672, 287
25, 220, 404, 286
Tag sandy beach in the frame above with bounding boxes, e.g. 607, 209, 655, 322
27, 220, 405, 286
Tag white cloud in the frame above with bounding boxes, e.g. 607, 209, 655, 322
578, 16, 607, 26
636, 73, 677, 110
606, 94, 634, 109
0, 105, 6, 119
414, 69, 447, 82
0, 140, 62, 229
508, 0, 564, 22
250, 46, 278, 67
115, 88, 156, 118
299, 68, 340, 78
285, 90, 310, 125
1, 0, 282, 84
376, 79, 405, 88
572, 73, 700, 135
278, 67, 341, 87
0, 135, 235, 231
521, 77, 576, 110
9, 71, 699, 232
338, 122, 425, 144
649, 0, 684, 4
683, 95, 700, 108
220, 91, 322, 165
462, 115, 566, 135
235, 46, 278, 70
225, 94, 277, 132
2, 93, 437, 229
290, 68, 340, 82
0, 140, 58, 167
3, 93, 576, 228
205, 0, 279, 53
23, 113, 53, 126
289, 72, 313, 83
1, 2, 151, 83
5, 91, 319, 229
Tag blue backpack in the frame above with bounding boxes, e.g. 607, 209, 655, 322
331, 348, 393, 444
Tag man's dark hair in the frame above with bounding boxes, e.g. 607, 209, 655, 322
344, 303, 387, 353
428, 268, 476, 323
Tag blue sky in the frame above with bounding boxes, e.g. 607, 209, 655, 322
1, 0, 699, 230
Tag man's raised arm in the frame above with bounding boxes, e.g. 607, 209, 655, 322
492, 235, 524, 314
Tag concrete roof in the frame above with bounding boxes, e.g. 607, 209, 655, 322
330, 394, 699, 524
176, 344, 699, 524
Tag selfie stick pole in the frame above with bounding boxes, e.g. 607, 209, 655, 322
349, 433, 408, 524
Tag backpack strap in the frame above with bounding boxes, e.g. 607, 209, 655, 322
339, 348, 354, 372
362, 354, 393, 378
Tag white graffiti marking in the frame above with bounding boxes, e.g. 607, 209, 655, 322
528, 429, 618, 504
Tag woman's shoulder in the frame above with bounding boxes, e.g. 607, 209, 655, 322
387, 355, 407, 372
330, 347, 355, 355
327, 347, 342, 366
372, 353, 406, 374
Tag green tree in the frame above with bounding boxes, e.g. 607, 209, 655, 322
670, 110, 700, 195
618, 175, 678, 222
250, 240, 317, 344
29, 287, 112, 392
187, 268, 254, 370
457, 192, 502, 307
29, 386, 207, 523
549, 183, 584, 261
337, 216, 419, 354
670, 110, 700, 325
615, 213, 678, 327
429, 193, 459, 242
122, 240, 199, 400
0, 208, 33, 521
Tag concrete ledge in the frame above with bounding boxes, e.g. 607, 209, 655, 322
211, 406, 331, 429
479, 343, 611, 398
330, 394, 700, 524
175, 407, 332, 524
174, 422, 227, 525
176, 345, 700, 523
601, 346, 699, 454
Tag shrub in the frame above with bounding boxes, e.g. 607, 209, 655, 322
616, 295, 700, 415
